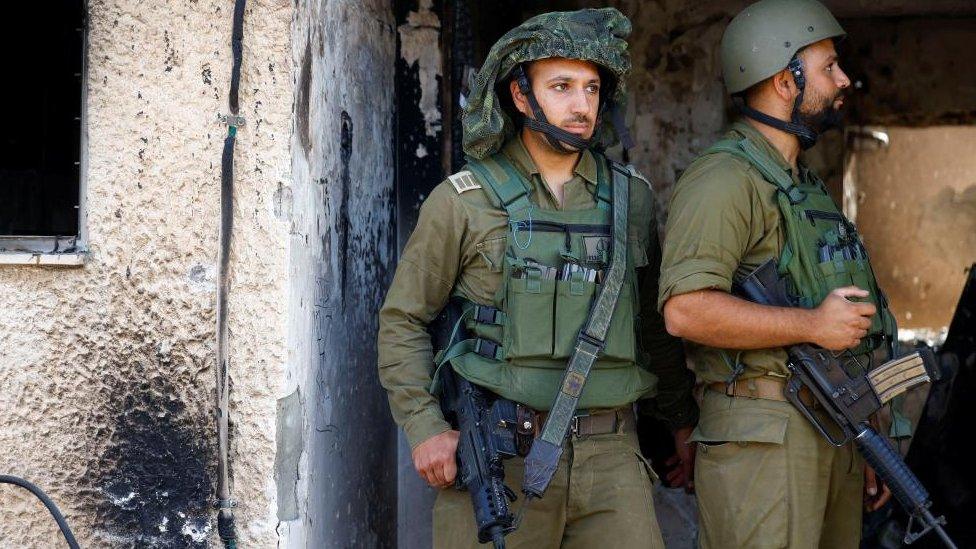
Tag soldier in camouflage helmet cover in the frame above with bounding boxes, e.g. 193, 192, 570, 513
378, 7, 698, 548
462, 8, 633, 160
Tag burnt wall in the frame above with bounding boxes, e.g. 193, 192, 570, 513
842, 18, 976, 126
282, 0, 398, 546
0, 0, 294, 547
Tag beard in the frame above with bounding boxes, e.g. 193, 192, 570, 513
536, 113, 595, 155
796, 87, 844, 133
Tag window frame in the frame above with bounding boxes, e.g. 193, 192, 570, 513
0, 6, 89, 264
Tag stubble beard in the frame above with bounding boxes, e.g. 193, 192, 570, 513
797, 88, 844, 133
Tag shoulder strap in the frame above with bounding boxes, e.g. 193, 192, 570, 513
705, 138, 806, 204
593, 153, 611, 211
522, 160, 631, 498
465, 155, 534, 220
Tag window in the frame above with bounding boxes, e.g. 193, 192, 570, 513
0, 3, 87, 260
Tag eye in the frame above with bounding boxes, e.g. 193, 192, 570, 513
586, 84, 600, 94
553, 83, 568, 91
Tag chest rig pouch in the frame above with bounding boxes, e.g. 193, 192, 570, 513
706, 137, 897, 359
434, 152, 647, 413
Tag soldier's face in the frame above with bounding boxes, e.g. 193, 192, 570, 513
797, 39, 851, 131
511, 58, 601, 149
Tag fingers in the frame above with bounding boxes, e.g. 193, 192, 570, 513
874, 484, 893, 510
443, 455, 458, 486
864, 466, 878, 496
864, 465, 892, 512
666, 468, 683, 486
853, 302, 877, 317
833, 286, 870, 300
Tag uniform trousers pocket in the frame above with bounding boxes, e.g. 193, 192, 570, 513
695, 440, 789, 549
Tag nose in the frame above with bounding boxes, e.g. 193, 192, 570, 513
570, 87, 591, 116
834, 64, 851, 90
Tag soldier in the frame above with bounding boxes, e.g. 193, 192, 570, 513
378, 8, 698, 549
659, 1, 896, 547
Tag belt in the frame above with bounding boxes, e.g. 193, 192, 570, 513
708, 376, 817, 408
523, 406, 633, 438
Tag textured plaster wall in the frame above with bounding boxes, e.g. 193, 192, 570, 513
280, 0, 398, 547
0, 0, 293, 547
853, 127, 976, 330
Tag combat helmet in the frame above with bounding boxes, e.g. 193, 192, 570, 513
462, 8, 633, 160
720, 0, 846, 148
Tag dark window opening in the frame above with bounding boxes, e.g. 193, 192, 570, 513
0, 3, 86, 237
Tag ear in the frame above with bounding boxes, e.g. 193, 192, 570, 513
770, 68, 798, 102
509, 79, 530, 117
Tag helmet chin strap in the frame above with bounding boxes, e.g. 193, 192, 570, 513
737, 57, 819, 150
513, 64, 593, 153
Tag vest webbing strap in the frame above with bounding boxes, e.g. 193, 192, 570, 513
705, 138, 805, 276
594, 158, 611, 211
468, 154, 613, 214
705, 138, 806, 205
466, 155, 534, 219
522, 160, 630, 498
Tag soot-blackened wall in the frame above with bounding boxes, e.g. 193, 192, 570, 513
283, 1, 398, 547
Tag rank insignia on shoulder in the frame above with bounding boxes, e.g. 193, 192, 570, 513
626, 165, 652, 189
449, 171, 481, 194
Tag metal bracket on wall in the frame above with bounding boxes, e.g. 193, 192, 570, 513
849, 126, 890, 150
219, 114, 246, 127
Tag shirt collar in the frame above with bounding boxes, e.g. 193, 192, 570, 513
502, 134, 599, 186
729, 119, 795, 175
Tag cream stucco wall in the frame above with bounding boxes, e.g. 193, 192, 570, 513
0, 0, 293, 546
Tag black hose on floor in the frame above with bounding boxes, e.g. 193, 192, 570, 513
0, 475, 80, 549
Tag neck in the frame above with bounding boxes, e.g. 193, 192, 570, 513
521, 128, 580, 195
744, 116, 801, 169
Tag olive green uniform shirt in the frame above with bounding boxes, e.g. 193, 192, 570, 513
659, 120, 822, 383
379, 135, 698, 449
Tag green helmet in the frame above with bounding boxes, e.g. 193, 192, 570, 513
721, 0, 845, 94
462, 8, 632, 160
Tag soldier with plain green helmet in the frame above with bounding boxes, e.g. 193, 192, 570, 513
659, 0, 896, 547
378, 8, 698, 548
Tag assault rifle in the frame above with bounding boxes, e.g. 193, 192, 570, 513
430, 301, 519, 549
733, 259, 957, 549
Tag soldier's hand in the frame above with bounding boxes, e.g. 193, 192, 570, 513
864, 464, 892, 512
412, 430, 460, 489
811, 286, 876, 351
664, 426, 696, 493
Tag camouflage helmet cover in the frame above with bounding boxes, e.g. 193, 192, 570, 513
462, 8, 632, 160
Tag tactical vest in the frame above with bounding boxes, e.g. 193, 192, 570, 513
435, 153, 654, 411
706, 137, 897, 358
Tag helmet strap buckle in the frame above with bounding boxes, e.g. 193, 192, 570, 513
734, 56, 819, 150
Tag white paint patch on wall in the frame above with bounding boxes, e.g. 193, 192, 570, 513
398, 0, 442, 137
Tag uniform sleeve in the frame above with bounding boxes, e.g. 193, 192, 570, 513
637, 219, 699, 431
377, 183, 465, 449
657, 158, 755, 311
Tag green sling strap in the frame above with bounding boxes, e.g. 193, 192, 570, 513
520, 160, 630, 498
